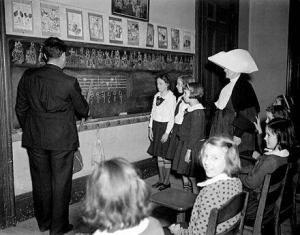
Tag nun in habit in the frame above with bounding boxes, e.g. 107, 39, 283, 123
208, 49, 260, 152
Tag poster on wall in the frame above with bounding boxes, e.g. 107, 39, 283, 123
40, 3, 60, 36
66, 8, 84, 40
12, 0, 33, 34
183, 31, 191, 51
157, 26, 168, 49
171, 28, 180, 50
112, 0, 149, 21
146, 23, 154, 47
88, 13, 104, 42
109, 17, 123, 44
127, 20, 139, 46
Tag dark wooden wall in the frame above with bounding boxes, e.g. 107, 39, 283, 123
0, 0, 16, 229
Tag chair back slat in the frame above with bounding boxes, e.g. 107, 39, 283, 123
206, 191, 249, 235
253, 164, 289, 235
217, 192, 247, 223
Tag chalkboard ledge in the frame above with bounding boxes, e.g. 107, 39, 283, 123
12, 113, 150, 142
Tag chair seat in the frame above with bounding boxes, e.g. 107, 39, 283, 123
150, 188, 197, 212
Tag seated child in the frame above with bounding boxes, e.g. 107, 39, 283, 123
169, 136, 242, 235
240, 118, 295, 223
82, 158, 164, 235
252, 104, 290, 157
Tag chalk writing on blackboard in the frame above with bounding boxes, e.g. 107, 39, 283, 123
76, 75, 127, 118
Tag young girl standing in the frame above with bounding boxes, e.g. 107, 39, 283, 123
148, 73, 176, 190
172, 83, 206, 193
169, 136, 242, 235
163, 75, 191, 190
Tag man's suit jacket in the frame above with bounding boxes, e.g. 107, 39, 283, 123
15, 64, 89, 150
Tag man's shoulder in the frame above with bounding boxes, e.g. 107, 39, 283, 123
61, 72, 77, 83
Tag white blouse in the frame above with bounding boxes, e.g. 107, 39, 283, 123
174, 96, 189, 125
215, 75, 240, 110
149, 90, 176, 134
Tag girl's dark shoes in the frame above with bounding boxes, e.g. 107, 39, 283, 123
152, 182, 164, 188
158, 183, 171, 191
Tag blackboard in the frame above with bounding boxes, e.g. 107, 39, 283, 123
9, 36, 194, 130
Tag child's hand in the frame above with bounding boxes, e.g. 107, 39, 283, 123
169, 223, 181, 234
253, 115, 262, 134
161, 132, 169, 143
233, 136, 241, 145
184, 150, 191, 163
148, 128, 153, 141
252, 150, 261, 160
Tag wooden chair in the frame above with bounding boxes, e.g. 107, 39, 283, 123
278, 163, 298, 235
244, 164, 289, 235
150, 188, 197, 223
206, 191, 249, 235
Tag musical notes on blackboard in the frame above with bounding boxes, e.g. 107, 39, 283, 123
77, 74, 127, 118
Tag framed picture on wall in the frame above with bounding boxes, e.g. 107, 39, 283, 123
88, 13, 104, 42
157, 26, 168, 49
12, 0, 33, 34
109, 17, 123, 44
66, 8, 83, 40
171, 28, 180, 50
127, 20, 139, 46
112, 0, 149, 21
40, 3, 60, 36
183, 31, 191, 51
146, 23, 154, 47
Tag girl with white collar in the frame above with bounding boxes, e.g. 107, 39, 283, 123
240, 118, 295, 223
82, 158, 164, 235
172, 83, 206, 193
164, 75, 191, 191
169, 136, 242, 235
147, 73, 176, 190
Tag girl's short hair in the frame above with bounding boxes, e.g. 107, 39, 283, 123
82, 158, 152, 232
266, 118, 295, 150
184, 82, 204, 99
199, 136, 241, 177
156, 73, 171, 90
177, 75, 194, 87
266, 105, 290, 120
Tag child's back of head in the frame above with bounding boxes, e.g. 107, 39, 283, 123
82, 157, 152, 232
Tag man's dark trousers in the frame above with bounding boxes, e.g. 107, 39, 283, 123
27, 148, 74, 234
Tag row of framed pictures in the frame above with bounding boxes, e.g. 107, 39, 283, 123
10, 0, 192, 51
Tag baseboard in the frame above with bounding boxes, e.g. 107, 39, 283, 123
15, 157, 158, 222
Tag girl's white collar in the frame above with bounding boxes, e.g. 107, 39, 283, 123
264, 148, 289, 158
187, 103, 205, 112
93, 218, 149, 235
197, 173, 232, 187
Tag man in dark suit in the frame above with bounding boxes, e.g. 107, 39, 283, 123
15, 37, 89, 235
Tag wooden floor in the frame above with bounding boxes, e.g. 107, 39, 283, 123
1, 174, 299, 234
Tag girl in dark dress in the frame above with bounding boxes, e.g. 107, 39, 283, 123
163, 75, 190, 190
172, 83, 206, 193
239, 118, 295, 224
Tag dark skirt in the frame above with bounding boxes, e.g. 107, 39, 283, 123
165, 124, 181, 160
172, 139, 205, 177
209, 108, 235, 138
147, 121, 170, 158
210, 107, 256, 152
